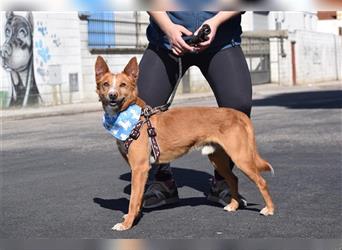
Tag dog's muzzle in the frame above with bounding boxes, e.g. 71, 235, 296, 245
108, 96, 125, 107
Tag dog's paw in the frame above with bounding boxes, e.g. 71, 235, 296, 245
260, 207, 274, 216
112, 222, 129, 231
224, 200, 239, 212
224, 203, 238, 212
122, 214, 128, 220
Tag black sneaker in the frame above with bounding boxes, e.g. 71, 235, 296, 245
207, 179, 248, 208
143, 180, 179, 209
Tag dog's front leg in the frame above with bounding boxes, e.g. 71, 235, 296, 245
112, 162, 150, 231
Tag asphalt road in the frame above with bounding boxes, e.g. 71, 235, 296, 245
1, 87, 341, 239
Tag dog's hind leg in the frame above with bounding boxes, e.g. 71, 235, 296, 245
236, 160, 274, 216
223, 144, 275, 216
208, 147, 240, 212
218, 122, 275, 216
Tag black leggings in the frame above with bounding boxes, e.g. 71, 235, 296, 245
137, 44, 252, 180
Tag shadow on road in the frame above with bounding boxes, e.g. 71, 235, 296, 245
93, 196, 260, 215
253, 90, 342, 109
93, 167, 260, 214
120, 166, 214, 194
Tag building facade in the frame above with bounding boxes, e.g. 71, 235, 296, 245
1, 11, 341, 108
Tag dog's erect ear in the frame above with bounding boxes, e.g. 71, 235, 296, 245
123, 57, 139, 82
95, 56, 109, 82
27, 12, 34, 31
6, 11, 14, 20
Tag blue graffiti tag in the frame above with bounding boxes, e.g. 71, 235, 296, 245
37, 21, 48, 36
51, 34, 61, 47
35, 40, 51, 63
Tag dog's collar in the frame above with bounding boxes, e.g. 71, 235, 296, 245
103, 104, 142, 141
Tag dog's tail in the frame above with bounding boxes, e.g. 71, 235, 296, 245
255, 153, 274, 176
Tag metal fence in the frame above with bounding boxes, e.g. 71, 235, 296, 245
86, 14, 273, 84
241, 36, 271, 84
87, 12, 149, 49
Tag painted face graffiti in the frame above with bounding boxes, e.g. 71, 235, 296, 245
0, 11, 40, 107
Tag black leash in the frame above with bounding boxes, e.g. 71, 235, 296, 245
157, 24, 211, 112
157, 56, 183, 112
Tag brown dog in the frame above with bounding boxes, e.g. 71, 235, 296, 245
95, 56, 275, 231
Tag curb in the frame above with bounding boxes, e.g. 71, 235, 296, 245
1, 81, 341, 121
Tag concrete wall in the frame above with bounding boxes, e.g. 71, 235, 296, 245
317, 19, 342, 35
0, 11, 83, 107
268, 11, 318, 31
270, 30, 341, 85
268, 12, 341, 85
269, 37, 293, 85
292, 30, 341, 83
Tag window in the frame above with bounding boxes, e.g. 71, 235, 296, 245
79, 11, 149, 53
87, 12, 115, 48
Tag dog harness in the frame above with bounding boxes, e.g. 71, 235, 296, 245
123, 105, 161, 161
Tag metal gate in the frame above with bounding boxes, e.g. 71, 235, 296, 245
241, 36, 271, 84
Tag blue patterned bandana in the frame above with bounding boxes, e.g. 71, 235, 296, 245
102, 104, 142, 141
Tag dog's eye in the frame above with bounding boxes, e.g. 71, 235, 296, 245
5, 27, 11, 37
120, 82, 127, 88
103, 82, 110, 87
18, 28, 27, 39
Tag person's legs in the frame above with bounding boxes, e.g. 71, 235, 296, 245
200, 46, 252, 115
196, 46, 252, 206
137, 45, 190, 208
137, 46, 182, 107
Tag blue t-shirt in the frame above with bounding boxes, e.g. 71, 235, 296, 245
146, 11, 242, 51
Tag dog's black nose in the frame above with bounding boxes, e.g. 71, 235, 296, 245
1, 44, 12, 58
109, 91, 118, 100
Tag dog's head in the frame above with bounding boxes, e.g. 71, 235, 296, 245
95, 56, 139, 116
1, 11, 33, 71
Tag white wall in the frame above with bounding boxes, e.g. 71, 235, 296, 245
317, 19, 342, 35
241, 11, 269, 31
33, 12, 83, 105
292, 30, 341, 83
270, 30, 342, 85
268, 11, 342, 85
268, 11, 318, 31
241, 12, 254, 31
269, 37, 293, 85
0, 11, 83, 107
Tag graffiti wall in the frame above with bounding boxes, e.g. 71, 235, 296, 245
0, 11, 83, 108
0, 11, 40, 107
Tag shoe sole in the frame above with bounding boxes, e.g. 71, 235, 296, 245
143, 196, 180, 209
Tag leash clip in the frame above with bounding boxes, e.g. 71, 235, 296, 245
143, 105, 153, 118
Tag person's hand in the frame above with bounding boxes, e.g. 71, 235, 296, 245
193, 18, 219, 53
165, 24, 195, 56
